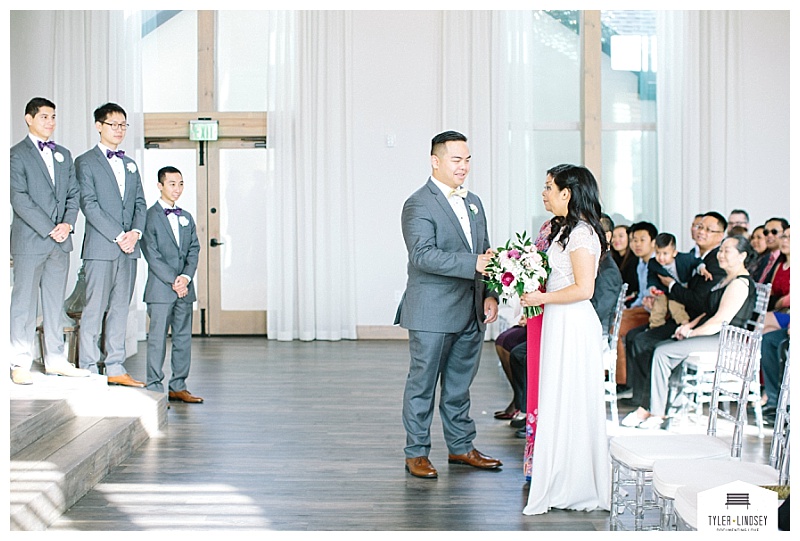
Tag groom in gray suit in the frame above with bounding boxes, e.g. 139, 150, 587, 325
76, 103, 147, 387
395, 131, 501, 479
140, 166, 203, 403
9, 97, 89, 384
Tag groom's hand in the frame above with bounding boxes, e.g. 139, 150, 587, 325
476, 252, 492, 274
483, 297, 499, 324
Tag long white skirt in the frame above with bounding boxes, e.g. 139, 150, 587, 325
523, 300, 611, 515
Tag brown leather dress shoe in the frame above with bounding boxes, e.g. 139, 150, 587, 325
447, 449, 503, 469
107, 373, 145, 387
168, 390, 204, 403
405, 456, 438, 479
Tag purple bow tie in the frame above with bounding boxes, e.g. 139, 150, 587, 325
164, 207, 182, 216
38, 140, 56, 151
106, 149, 125, 159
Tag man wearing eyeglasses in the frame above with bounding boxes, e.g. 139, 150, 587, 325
751, 217, 790, 284
726, 209, 750, 235
75, 102, 147, 387
621, 212, 728, 414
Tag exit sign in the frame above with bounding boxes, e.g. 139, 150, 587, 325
189, 120, 219, 141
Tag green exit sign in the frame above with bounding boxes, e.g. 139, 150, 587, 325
189, 120, 219, 141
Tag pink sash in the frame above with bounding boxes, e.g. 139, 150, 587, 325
523, 311, 543, 481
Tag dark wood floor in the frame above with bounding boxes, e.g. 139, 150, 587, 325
47, 338, 773, 531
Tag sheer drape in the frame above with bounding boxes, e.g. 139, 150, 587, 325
658, 11, 744, 241
266, 11, 357, 341
441, 11, 539, 338
21, 10, 146, 349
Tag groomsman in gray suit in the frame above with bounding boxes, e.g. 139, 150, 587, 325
76, 102, 147, 387
140, 166, 203, 403
9, 97, 90, 384
395, 131, 501, 479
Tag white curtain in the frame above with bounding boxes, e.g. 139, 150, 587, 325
657, 11, 744, 242
266, 11, 358, 341
10, 10, 145, 351
440, 11, 539, 337
50, 10, 146, 350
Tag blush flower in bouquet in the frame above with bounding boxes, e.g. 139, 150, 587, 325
483, 231, 550, 318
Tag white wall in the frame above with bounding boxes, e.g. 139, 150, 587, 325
736, 10, 790, 228
6, 10, 791, 335
350, 11, 442, 330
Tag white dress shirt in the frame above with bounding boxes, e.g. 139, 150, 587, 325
430, 176, 473, 252
158, 199, 192, 283
98, 142, 126, 198
29, 134, 55, 183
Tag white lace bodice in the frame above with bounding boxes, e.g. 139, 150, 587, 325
546, 221, 601, 293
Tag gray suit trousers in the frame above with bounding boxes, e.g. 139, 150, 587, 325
145, 300, 193, 393
9, 249, 70, 369
402, 318, 483, 458
649, 334, 719, 416
79, 257, 137, 375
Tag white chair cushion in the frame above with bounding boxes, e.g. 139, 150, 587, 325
653, 458, 778, 499
610, 434, 730, 470
674, 484, 702, 529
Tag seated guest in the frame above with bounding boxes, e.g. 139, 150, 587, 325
646, 232, 709, 329
610, 224, 638, 305
764, 227, 790, 316
747, 224, 768, 275
763, 228, 791, 334
728, 225, 749, 238
759, 326, 789, 425
492, 319, 527, 420
617, 222, 658, 384
688, 214, 704, 258
597, 214, 624, 336
751, 217, 789, 284
622, 235, 756, 428
621, 212, 727, 421
727, 208, 750, 235
615, 221, 658, 391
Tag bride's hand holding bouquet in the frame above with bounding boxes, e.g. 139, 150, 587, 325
483, 231, 550, 319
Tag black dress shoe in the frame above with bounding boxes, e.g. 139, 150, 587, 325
761, 405, 777, 417
514, 428, 526, 439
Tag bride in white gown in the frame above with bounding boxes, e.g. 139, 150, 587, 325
520, 164, 611, 515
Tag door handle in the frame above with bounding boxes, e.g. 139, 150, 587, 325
210, 238, 224, 247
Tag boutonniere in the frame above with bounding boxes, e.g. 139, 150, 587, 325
126, 162, 137, 174
469, 203, 479, 215
178, 216, 189, 227
54, 152, 64, 163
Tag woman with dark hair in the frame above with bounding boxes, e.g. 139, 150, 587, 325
519, 164, 610, 515
623, 234, 757, 428
611, 224, 638, 304
747, 225, 767, 276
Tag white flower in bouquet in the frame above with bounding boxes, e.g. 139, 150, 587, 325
483, 231, 550, 318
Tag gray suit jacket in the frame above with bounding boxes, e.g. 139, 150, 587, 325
394, 178, 496, 333
10, 137, 79, 255
76, 145, 147, 260
140, 203, 200, 304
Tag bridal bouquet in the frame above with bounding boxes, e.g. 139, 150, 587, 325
483, 231, 550, 318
